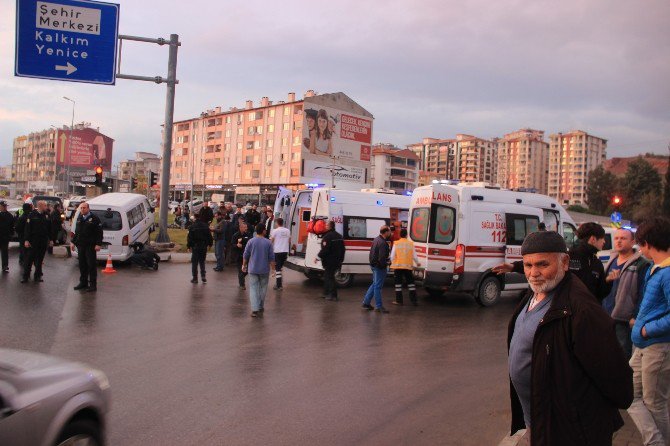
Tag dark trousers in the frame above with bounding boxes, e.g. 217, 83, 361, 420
394, 269, 417, 304
0, 240, 8, 270
323, 265, 338, 298
237, 260, 247, 286
23, 243, 47, 280
615, 321, 633, 360
191, 247, 207, 279
18, 239, 26, 265
77, 244, 98, 286
275, 252, 288, 287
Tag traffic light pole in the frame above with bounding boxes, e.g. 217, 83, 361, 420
116, 33, 180, 243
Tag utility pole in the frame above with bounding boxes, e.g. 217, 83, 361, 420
63, 96, 75, 195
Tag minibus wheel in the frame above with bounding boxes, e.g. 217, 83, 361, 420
475, 276, 501, 307
334, 271, 354, 288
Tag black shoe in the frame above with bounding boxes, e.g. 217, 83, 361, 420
191, 278, 198, 284
392, 301, 403, 306
202, 277, 207, 283
375, 307, 390, 314
34, 277, 43, 283
2, 268, 8, 273
239, 285, 246, 290
20, 278, 28, 283
411, 301, 418, 306
362, 304, 374, 311
86, 286, 97, 292
325, 296, 339, 301
273, 286, 283, 290
251, 311, 260, 318
213, 268, 222, 272
74, 283, 88, 290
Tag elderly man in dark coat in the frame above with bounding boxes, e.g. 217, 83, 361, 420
507, 231, 633, 445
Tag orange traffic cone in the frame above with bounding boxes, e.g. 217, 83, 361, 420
102, 254, 116, 274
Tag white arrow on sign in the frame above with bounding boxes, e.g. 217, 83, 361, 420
55, 62, 77, 75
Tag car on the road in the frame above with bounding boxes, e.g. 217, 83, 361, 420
0, 348, 110, 446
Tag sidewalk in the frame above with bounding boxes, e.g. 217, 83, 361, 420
498, 411, 642, 445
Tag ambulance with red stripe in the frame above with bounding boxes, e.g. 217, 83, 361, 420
283, 187, 411, 287
409, 182, 576, 306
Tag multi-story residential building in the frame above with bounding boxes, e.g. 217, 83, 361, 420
12, 124, 114, 195
408, 134, 497, 184
497, 129, 549, 194
548, 130, 607, 205
119, 152, 161, 183
0, 165, 12, 181
169, 91, 373, 203
370, 143, 419, 194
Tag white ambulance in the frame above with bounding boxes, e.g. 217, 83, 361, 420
281, 188, 411, 286
409, 182, 577, 306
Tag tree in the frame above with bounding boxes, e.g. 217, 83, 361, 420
662, 143, 670, 217
623, 157, 662, 208
586, 165, 618, 214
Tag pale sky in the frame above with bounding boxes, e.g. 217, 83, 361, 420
1, 0, 669, 167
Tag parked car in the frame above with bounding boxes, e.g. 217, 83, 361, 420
0, 348, 110, 446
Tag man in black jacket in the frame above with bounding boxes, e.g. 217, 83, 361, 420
245, 204, 261, 231
318, 221, 345, 301
231, 220, 253, 289
15, 203, 32, 266
568, 222, 611, 302
21, 200, 52, 283
0, 201, 14, 273
508, 231, 632, 445
71, 202, 103, 292
200, 202, 215, 225
187, 213, 213, 284
362, 225, 392, 313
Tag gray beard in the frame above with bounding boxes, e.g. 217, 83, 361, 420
529, 269, 566, 294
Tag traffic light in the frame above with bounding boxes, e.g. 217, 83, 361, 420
149, 171, 158, 187
612, 195, 622, 207
131, 177, 137, 190
94, 166, 103, 185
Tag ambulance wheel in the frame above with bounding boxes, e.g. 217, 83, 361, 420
425, 288, 444, 298
334, 271, 354, 288
475, 276, 501, 307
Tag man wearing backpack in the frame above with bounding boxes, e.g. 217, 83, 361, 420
318, 220, 345, 301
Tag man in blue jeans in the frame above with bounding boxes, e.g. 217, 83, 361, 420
242, 223, 275, 318
362, 225, 392, 314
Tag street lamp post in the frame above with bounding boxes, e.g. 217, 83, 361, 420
63, 96, 75, 195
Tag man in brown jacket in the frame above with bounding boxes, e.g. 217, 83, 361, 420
508, 231, 633, 445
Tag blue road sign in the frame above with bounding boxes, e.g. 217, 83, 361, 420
611, 211, 622, 223
15, 0, 120, 85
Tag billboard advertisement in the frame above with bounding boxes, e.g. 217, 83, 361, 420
301, 94, 373, 190
56, 128, 113, 171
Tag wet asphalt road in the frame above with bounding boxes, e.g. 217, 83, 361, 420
1, 244, 522, 445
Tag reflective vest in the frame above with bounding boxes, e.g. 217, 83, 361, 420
391, 238, 415, 270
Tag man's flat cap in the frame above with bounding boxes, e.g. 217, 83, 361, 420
521, 231, 568, 255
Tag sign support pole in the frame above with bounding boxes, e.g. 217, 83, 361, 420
116, 33, 180, 243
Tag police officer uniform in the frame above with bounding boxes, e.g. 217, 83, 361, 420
0, 201, 14, 272
568, 240, 612, 302
72, 210, 104, 291
21, 208, 51, 283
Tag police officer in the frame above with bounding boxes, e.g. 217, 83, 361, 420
317, 221, 345, 301
0, 200, 14, 273
71, 202, 103, 292
15, 203, 32, 266
21, 200, 52, 283
568, 222, 612, 302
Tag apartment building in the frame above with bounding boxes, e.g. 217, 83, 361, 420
119, 152, 161, 182
548, 130, 607, 205
497, 129, 549, 194
408, 134, 497, 184
169, 91, 373, 202
370, 143, 419, 194
11, 124, 114, 195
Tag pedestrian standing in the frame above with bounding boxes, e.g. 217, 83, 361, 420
242, 223, 275, 317
232, 220, 253, 289
174, 205, 182, 226
390, 228, 421, 306
200, 201, 215, 225
245, 204, 261, 231
362, 226, 392, 313
263, 209, 274, 238
21, 200, 52, 284
0, 200, 14, 273
601, 228, 650, 359
508, 231, 632, 445
49, 203, 65, 252
270, 217, 290, 290
568, 222, 611, 302
228, 204, 244, 266
182, 205, 190, 229
187, 213, 213, 284
15, 203, 32, 266
317, 220, 345, 301
71, 202, 103, 292
211, 211, 229, 272
627, 217, 670, 446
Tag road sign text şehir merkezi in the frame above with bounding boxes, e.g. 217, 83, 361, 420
15, 0, 120, 85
